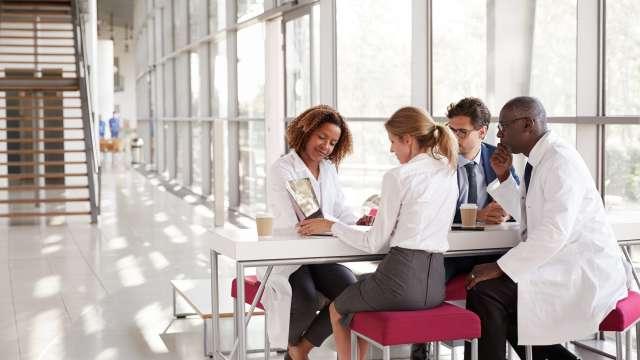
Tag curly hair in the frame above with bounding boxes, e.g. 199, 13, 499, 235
446, 97, 491, 129
286, 105, 353, 165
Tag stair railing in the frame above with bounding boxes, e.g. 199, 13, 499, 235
71, 0, 100, 223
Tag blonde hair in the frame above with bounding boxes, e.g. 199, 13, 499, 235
385, 106, 458, 169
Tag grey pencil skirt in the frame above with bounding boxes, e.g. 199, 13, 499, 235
334, 246, 445, 326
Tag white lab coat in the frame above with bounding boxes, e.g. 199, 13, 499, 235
488, 131, 628, 345
261, 150, 358, 348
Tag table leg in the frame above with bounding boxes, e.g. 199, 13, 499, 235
236, 262, 247, 360
210, 250, 221, 358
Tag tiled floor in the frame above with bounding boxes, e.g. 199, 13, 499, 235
0, 161, 628, 359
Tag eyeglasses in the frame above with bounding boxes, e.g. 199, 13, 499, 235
447, 125, 478, 139
497, 117, 529, 132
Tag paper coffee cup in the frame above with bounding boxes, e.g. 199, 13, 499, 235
255, 213, 274, 237
460, 203, 478, 227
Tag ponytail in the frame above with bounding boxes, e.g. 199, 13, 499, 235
419, 123, 458, 170
385, 106, 458, 170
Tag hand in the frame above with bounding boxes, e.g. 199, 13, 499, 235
356, 215, 375, 226
490, 143, 512, 182
465, 262, 504, 289
477, 201, 509, 224
297, 218, 334, 236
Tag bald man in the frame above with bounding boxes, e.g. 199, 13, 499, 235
463, 96, 628, 360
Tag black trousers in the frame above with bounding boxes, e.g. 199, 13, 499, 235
288, 263, 357, 346
411, 254, 501, 360
463, 276, 578, 360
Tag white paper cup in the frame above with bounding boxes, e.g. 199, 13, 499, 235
255, 213, 274, 237
460, 203, 478, 227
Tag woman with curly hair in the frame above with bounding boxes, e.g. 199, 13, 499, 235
262, 104, 368, 359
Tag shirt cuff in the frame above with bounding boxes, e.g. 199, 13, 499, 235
331, 221, 350, 237
497, 252, 522, 283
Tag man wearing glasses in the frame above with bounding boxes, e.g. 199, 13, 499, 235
411, 97, 519, 360
446, 97, 519, 225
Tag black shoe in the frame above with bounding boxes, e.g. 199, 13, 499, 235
410, 343, 427, 360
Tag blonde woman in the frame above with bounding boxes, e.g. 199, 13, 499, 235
299, 106, 459, 360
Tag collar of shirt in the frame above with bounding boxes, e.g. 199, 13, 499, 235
527, 131, 554, 167
457, 147, 482, 168
407, 152, 432, 164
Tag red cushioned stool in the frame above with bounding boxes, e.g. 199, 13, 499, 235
525, 291, 640, 360
231, 276, 270, 360
231, 275, 265, 309
445, 274, 468, 301
350, 303, 481, 360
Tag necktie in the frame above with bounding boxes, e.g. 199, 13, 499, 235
524, 162, 533, 193
464, 162, 477, 204
521, 162, 533, 241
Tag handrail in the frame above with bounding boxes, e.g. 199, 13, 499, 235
71, 0, 100, 223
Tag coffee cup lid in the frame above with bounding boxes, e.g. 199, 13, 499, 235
460, 203, 478, 209
255, 212, 273, 218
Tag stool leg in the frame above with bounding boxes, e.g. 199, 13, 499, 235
351, 332, 357, 360
470, 339, 478, 360
204, 318, 209, 357
636, 323, 640, 360
506, 342, 512, 360
451, 341, 456, 360
264, 312, 269, 360
382, 346, 391, 360
434, 341, 440, 360
525, 345, 533, 360
616, 332, 623, 360
626, 330, 631, 360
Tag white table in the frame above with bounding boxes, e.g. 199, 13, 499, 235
206, 221, 640, 360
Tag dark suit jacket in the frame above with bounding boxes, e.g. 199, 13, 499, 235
453, 142, 520, 223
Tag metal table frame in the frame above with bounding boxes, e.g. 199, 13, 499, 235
207, 248, 511, 360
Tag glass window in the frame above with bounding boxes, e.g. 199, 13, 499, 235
237, 23, 266, 212
162, 4, 174, 54
190, 51, 200, 116
606, 0, 640, 115
174, 0, 188, 48
530, 0, 577, 116
165, 122, 176, 177
432, 1, 486, 115
336, 0, 411, 117
209, 0, 226, 32
237, 0, 264, 22
155, 9, 163, 59
340, 121, 397, 206
163, 59, 175, 117
175, 53, 190, 117
433, 0, 576, 116
605, 125, 640, 218
285, 14, 311, 117
192, 123, 204, 194
176, 122, 190, 184
239, 120, 266, 214
211, 39, 228, 118
189, 0, 209, 40
237, 23, 265, 118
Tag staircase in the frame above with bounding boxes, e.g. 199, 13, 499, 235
0, 0, 100, 223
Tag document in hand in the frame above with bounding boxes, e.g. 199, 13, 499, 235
285, 178, 323, 220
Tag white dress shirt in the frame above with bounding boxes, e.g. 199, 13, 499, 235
456, 149, 488, 207
332, 153, 458, 254
488, 131, 628, 345
261, 150, 358, 348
